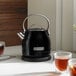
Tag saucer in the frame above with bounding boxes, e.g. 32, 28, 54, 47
0, 55, 15, 61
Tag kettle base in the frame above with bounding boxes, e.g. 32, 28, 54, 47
21, 55, 51, 62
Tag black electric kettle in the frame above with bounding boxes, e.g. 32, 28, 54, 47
17, 14, 51, 62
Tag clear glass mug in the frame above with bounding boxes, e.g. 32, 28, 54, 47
69, 58, 76, 76
54, 51, 72, 72
0, 41, 5, 56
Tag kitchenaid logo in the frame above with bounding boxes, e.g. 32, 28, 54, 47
33, 47, 44, 51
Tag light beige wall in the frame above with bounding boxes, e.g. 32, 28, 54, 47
74, 0, 76, 24
62, 0, 73, 51
73, 0, 76, 51
56, 0, 62, 50
28, 0, 56, 50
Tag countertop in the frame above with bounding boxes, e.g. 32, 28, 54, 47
0, 45, 69, 76
2, 45, 53, 63
2, 45, 23, 63
2, 45, 55, 63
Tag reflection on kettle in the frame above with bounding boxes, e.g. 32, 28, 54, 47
17, 14, 51, 62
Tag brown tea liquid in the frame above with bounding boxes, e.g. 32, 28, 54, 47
0, 45, 4, 55
70, 64, 76, 76
55, 57, 69, 71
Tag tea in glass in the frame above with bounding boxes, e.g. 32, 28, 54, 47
0, 41, 5, 56
69, 58, 76, 76
55, 57, 69, 71
54, 51, 72, 72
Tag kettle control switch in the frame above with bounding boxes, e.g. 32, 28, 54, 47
33, 47, 44, 51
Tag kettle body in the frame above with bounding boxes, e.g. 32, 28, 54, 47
22, 28, 51, 61
17, 14, 51, 62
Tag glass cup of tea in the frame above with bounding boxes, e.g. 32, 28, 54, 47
69, 58, 76, 76
0, 41, 5, 56
54, 51, 72, 72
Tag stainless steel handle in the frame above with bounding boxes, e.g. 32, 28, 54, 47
23, 14, 50, 32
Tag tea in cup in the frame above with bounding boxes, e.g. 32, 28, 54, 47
54, 51, 72, 72
69, 58, 76, 76
0, 41, 5, 56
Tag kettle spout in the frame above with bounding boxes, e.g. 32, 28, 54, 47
17, 32, 24, 40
